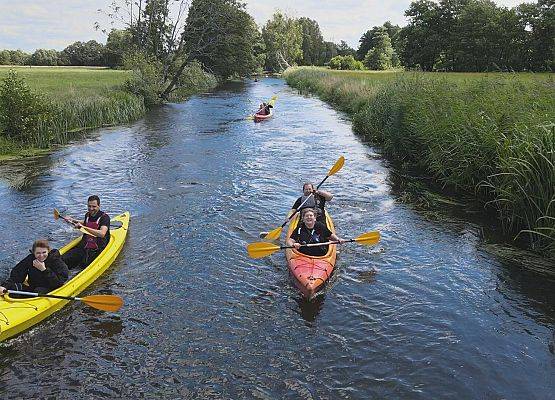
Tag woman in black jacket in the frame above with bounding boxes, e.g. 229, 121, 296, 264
0, 239, 69, 295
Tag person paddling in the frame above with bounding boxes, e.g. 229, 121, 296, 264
286, 208, 345, 257
62, 195, 110, 269
256, 102, 273, 116
0, 239, 68, 295
291, 182, 333, 224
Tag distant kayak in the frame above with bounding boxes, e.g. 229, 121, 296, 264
254, 110, 273, 122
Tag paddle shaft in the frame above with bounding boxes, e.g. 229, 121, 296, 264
281, 239, 354, 249
7, 290, 84, 301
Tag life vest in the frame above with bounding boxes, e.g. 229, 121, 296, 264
84, 212, 105, 250
297, 224, 322, 245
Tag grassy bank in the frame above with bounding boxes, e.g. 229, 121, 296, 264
0, 67, 145, 159
284, 67, 555, 257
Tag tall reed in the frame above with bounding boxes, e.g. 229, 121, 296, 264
284, 67, 555, 256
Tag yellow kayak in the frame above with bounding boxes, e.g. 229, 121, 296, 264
0, 212, 130, 342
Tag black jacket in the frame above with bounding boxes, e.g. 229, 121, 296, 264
2, 249, 69, 292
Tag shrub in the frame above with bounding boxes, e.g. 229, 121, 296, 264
0, 70, 54, 145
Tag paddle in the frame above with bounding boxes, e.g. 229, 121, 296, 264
263, 155, 345, 240
247, 95, 278, 120
5, 290, 123, 312
247, 230, 380, 259
54, 208, 94, 236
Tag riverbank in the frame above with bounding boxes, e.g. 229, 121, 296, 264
284, 67, 555, 257
0, 66, 216, 161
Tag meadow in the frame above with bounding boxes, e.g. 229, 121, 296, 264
0, 66, 145, 159
284, 67, 555, 256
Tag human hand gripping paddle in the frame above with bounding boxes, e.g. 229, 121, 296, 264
2, 290, 123, 312
247, 231, 380, 259
262, 155, 345, 240
53, 208, 94, 236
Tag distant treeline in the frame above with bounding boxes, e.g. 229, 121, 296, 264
0, 31, 130, 67
2, 0, 553, 73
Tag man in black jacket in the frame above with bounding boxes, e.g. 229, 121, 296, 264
0, 239, 69, 294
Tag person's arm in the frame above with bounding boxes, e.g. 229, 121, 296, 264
315, 189, 333, 201
287, 231, 302, 249
290, 197, 301, 215
329, 233, 345, 244
1, 257, 30, 293
76, 215, 110, 238
42, 254, 69, 289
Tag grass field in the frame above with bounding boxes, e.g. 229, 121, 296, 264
0, 66, 145, 159
284, 67, 555, 256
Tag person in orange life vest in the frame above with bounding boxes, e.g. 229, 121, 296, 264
0, 239, 68, 295
62, 195, 110, 269
290, 182, 333, 224
286, 208, 345, 257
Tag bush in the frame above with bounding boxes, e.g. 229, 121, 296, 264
0, 70, 54, 145
329, 55, 364, 70
122, 52, 165, 106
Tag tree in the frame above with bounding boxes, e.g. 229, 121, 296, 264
29, 49, 59, 66
322, 41, 339, 64
297, 17, 325, 65
62, 40, 106, 66
400, 0, 443, 70
363, 28, 394, 70
105, 29, 134, 68
262, 11, 303, 72
336, 40, 356, 57
181, 0, 260, 79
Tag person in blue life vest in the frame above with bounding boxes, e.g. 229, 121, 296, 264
290, 182, 333, 224
62, 195, 110, 269
286, 208, 345, 257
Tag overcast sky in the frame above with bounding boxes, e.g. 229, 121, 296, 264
0, 0, 528, 52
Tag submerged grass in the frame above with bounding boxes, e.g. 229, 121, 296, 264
284, 67, 555, 257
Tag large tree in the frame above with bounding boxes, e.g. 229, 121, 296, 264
363, 28, 395, 70
62, 40, 106, 66
297, 17, 325, 65
262, 11, 303, 72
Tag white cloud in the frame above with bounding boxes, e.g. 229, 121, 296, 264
0, 0, 535, 52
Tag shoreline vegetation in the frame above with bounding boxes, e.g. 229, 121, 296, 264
0, 66, 216, 161
284, 67, 555, 257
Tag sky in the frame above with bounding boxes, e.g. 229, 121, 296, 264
0, 0, 528, 52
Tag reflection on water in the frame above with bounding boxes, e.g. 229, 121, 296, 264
0, 78, 554, 399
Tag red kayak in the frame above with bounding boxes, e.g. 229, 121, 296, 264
253, 110, 273, 122
285, 211, 337, 299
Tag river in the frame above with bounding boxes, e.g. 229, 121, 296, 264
0, 78, 554, 399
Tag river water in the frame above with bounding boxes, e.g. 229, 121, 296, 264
0, 78, 554, 399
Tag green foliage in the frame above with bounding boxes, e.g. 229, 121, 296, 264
285, 67, 555, 255
336, 41, 356, 57
0, 70, 54, 145
122, 52, 165, 106
0, 50, 30, 65
62, 40, 106, 66
165, 60, 218, 101
400, 0, 555, 71
183, 0, 260, 79
29, 49, 60, 66
329, 55, 364, 70
105, 29, 134, 68
363, 29, 394, 70
0, 67, 145, 152
297, 17, 325, 66
262, 11, 303, 72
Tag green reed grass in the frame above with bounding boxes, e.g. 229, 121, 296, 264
284, 67, 555, 256
0, 67, 145, 153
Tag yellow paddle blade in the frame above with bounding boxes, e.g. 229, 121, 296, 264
328, 156, 345, 176
246, 115, 255, 120
354, 231, 381, 246
264, 227, 282, 240
53, 208, 60, 220
268, 95, 278, 106
247, 242, 281, 259
82, 294, 123, 312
